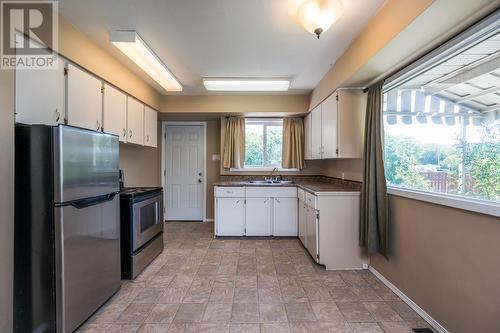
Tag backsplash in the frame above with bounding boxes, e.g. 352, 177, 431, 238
217, 174, 362, 190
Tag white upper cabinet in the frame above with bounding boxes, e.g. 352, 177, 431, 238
66, 63, 103, 131
144, 106, 158, 148
337, 89, 366, 158
310, 104, 322, 159
126, 97, 144, 145
15, 58, 65, 126
304, 89, 366, 160
304, 113, 312, 160
103, 83, 127, 142
321, 93, 338, 159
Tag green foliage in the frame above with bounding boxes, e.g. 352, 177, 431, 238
384, 135, 431, 190
245, 129, 263, 166
265, 126, 282, 166
385, 123, 499, 202
244, 124, 283, 167
460, 125, 500, 201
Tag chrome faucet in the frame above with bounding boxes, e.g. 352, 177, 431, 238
265, 167, 280, 183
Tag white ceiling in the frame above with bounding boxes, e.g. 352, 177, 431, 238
58, 0, 386, 95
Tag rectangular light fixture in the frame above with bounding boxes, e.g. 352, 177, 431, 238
110, 31, 182, 92
203, 78, 290, 91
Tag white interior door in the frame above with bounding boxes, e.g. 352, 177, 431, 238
165, 124, 205, 221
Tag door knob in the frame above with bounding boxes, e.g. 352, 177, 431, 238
198, 179, 202, 183
198, 172, 202, 176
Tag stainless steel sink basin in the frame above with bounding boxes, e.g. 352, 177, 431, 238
248, 180, 294, 185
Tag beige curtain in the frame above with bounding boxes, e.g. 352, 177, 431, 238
222, 117, 245, 169
360, 81, 389, 257
282, 117, 305, 169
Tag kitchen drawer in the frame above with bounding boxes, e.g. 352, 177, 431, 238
215, 186, 245, 197
305, 192, 317, 208
246, 186, 297, 198
298, 188, 305, 201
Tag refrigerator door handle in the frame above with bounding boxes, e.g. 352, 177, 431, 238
69, 192, 117, 209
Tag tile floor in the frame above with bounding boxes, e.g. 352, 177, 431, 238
79, 222, 434, 333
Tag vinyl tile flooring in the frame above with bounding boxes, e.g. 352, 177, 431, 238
79, 222, 434, 333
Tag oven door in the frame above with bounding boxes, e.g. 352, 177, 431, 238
132, 194, 163, 252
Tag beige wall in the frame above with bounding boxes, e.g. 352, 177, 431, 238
309, 0, 435, 110
160, 94, 318, 219
119, 144, 160, 187
312, 2, 500, 332
162, 94, 310, 115
205, 120, 221, 219
58, 15, 162, 186
58, 16, 161, 109
219, 116, 325, 176
0, 68, 14, 333
372, 196, 500, 333
321, 159, 364, 182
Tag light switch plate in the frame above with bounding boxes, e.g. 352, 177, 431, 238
212, 154, 220, 161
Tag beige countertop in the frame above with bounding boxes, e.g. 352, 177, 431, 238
213, 180, 360, 194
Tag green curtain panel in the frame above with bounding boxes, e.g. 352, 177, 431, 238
360, 81, 389, 257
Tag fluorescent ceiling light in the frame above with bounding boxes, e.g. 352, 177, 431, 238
203, 79, 290, 91
110, 31, 182, 92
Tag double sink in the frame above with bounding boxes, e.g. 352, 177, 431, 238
248, 179, 294, 185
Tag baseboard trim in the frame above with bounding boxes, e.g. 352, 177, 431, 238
369, 266, 449, 333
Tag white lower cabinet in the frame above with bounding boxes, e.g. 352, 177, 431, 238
215, 197, 245, 236
298, 199, 307, 246
245, 198, 272, 236
297, 190, 369, 270
215, 186, 297, 237
305, 205, 318, 261
273, 197, 298, 236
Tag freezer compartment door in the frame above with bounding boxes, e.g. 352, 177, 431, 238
56, 194, 121, 333
55, 125, 119, 203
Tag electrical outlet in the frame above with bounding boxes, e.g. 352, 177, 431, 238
362, 263, 369, 270
212, 154, 220, 161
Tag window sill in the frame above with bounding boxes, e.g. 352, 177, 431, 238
229, 167, 299, 172
387, 186, 500, 217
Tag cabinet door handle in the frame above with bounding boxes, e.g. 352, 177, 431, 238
96, 120, 100, 131
275, 198, 281, 204
122, 128, 126, 137
55, 109, 60, 122
129, 130, 133, 138
146, 134, 149, 142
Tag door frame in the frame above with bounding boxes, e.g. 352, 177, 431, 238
161, 121, 207, 222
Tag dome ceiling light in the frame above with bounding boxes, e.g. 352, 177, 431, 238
297, 0, 344, 39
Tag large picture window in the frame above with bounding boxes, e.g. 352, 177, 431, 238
244, 119, 283, 168
383, 22, 500, 205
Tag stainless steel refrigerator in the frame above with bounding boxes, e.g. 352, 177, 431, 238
15, 124, 121, 333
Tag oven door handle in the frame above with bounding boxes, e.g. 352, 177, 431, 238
69, 192, 117, 209
155, 201, 159, 223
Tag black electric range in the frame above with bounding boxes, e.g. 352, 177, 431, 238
119, 187, 164, 279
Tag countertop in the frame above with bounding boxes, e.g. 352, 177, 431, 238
213, 180, 360, 195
